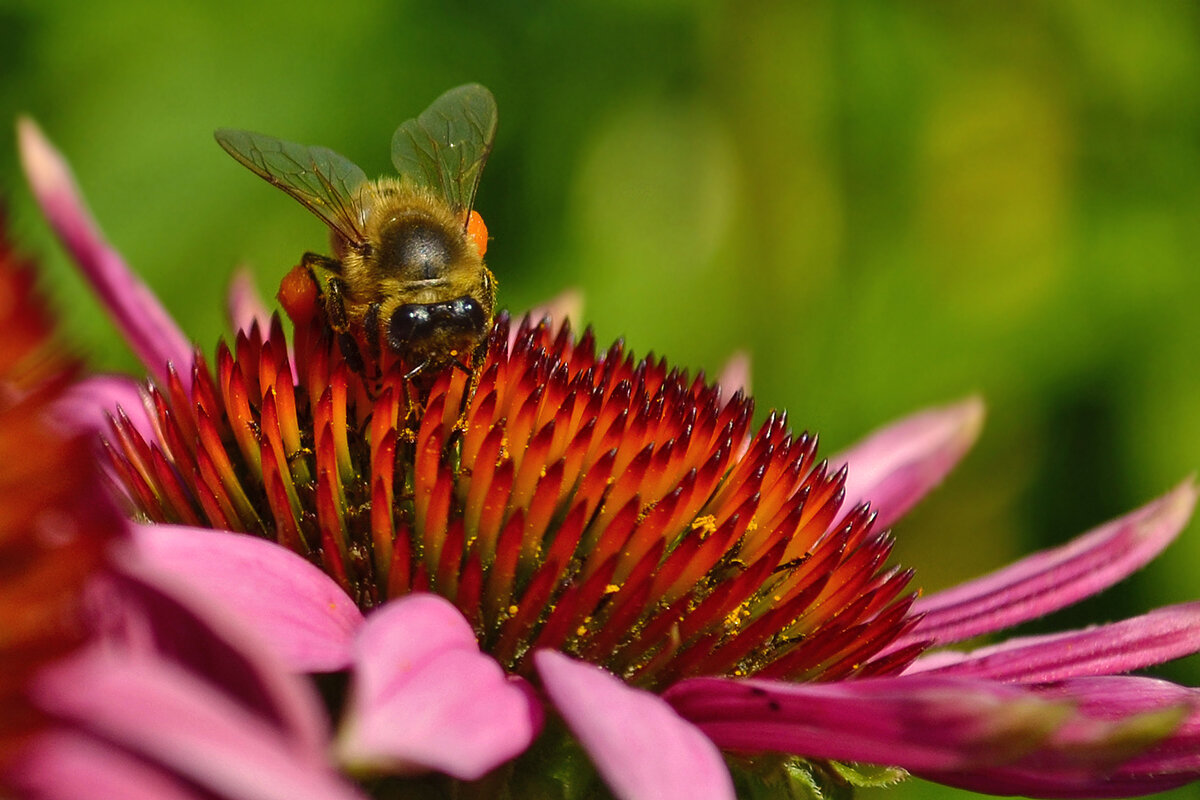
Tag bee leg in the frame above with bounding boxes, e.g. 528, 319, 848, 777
399, 358, 433, 421
403, 359, 430, 381
324, 277, 352, 334
448, 334, 490, 377
300, 251, 343, 276
454, 338, 490, 429
362, 302, 383, 373
336, 333, 365, 374
319, 276, 368, 375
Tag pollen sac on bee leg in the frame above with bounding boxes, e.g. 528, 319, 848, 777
387, 297, 486, 351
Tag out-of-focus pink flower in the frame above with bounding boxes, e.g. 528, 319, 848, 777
16, 115, 1200, 799
0, 221, 364, 800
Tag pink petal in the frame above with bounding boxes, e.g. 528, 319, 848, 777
337, 594, 541, 780
52, 374, 154, 441
667, 674, 1065, 772
31, 647, 366, 800
9, 729, 209, 800
666, 673, 1195, 796
833, 397, 984, 530
894, 481, 1197, 649
930, 677, 1200, 797
17, 117, 193, 387
536, 651, 735, 800
128, 524, 363, 672
510, 289, 584, 349
226, 267, 273, 336
94, 564, 334, 762
531, 288, 584, 328
716, 350, 751, 399
907, 601, 1200, 682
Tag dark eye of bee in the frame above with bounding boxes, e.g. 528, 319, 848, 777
388, 296, 486, 350
379, 217, 457, 280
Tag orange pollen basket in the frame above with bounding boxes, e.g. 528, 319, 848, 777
106, 266, 925, 688
466, 210, 488, 257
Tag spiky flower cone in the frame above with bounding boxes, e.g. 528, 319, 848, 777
107, 264, 921, 690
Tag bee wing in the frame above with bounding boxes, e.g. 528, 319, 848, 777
214, 128, 370, 246
390, 83, 498, 220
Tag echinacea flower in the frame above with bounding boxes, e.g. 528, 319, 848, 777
0, 218, 368, 800
16, 115, 1200, 799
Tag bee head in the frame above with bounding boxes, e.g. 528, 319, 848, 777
391, 297, 489, 352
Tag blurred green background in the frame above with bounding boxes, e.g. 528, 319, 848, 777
3, 1, 1200, 797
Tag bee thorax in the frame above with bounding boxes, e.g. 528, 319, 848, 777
377, 216, 458, 280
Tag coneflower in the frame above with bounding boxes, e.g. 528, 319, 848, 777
17, 115, 1200, 799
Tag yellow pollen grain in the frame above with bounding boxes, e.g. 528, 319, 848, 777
745, 516, 758, 532
604, 584, 621, 595
690, 514, 717, 538
507, 604, 519, 616
576, 625, 588, 637
724, 603, 750, 630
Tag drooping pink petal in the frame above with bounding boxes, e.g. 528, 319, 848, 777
925, 677, 1200, 797
53, 374, 154, 441
128, 524, 363, 672
667, 673, 1066, 772
30, 646, 367, 800
893, 481, 1197, 649
666, 673, 1195, 797
95, 562, 335, 762
17, 117, 193, 387
536, 651, 735, 800
227, 267, 273, 336
833, 397, 984, 530
9, 729, 210, 800
716, 350, 751, 399
907, 601, 1200, 682
337, 594, 541, 781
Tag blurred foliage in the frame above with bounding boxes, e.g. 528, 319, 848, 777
3, 1, 1200, 797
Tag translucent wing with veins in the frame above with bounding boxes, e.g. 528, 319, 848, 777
214, 129, 370, 246
390, 83, 498, 221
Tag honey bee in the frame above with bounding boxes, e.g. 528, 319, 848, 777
215, 83, 498, 377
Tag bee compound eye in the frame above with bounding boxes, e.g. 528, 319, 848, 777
387, 303, 433, 348
451, 296, 486, 330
